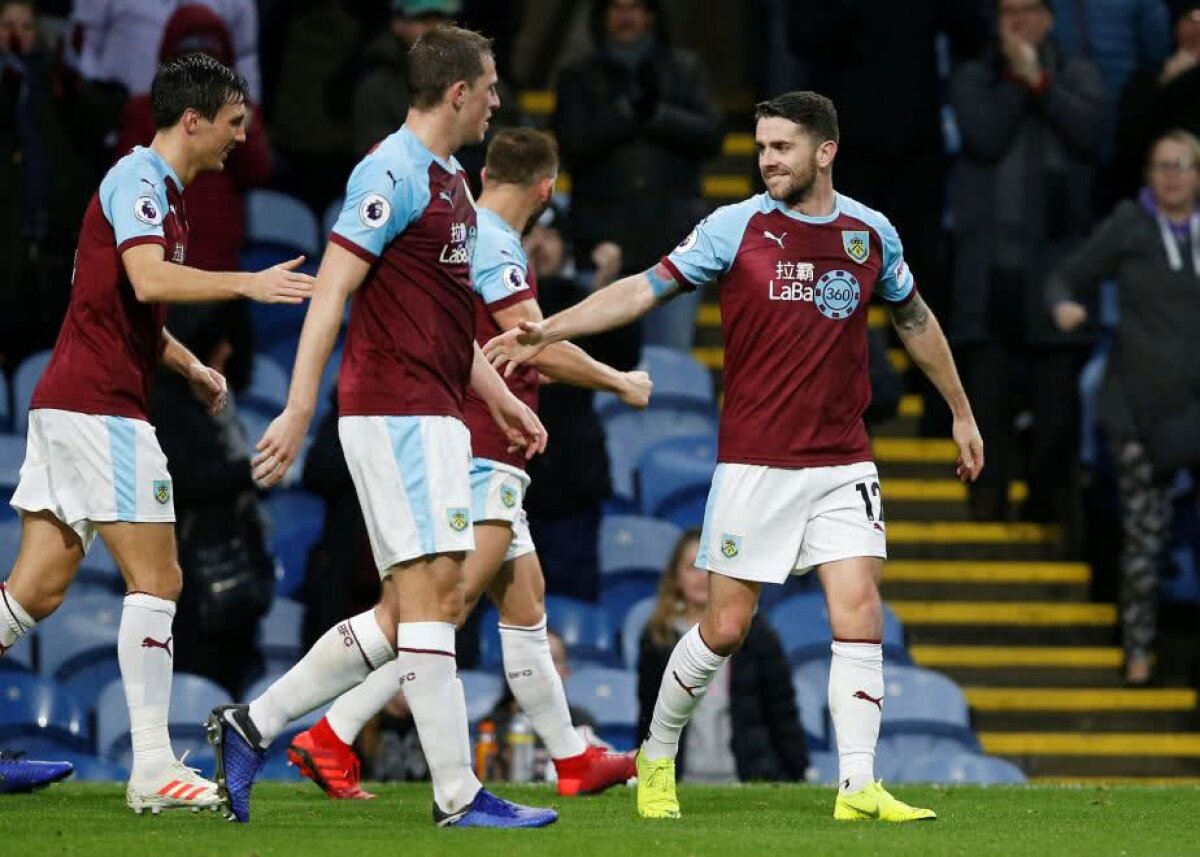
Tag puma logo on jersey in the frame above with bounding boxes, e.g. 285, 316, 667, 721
439, 190, 454, 205
853, 689, 883, 710
386, 170, 400, 189
764, 230, 787, 249
141, 636, 173, 658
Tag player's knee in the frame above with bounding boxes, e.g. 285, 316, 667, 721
842, 579, 882, 623
434, 579, 467, 624
703, 609, 751, 656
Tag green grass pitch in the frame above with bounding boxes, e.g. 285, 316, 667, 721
2, 782, 1198, 857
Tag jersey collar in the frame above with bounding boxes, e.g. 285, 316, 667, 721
768, 192, 841, 225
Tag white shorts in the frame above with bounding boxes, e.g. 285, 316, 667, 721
339, 415, 474, 574
10, 409, 175, 551
696, 461, 887, 584
469, 458, 534, 563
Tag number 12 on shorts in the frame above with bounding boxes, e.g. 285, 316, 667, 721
854, 481, 884, 522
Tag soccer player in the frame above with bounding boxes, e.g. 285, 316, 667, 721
205, 28, 555, 828
285, 127, 646, 801
0, 54, 316, 814
485, 91, 986, 823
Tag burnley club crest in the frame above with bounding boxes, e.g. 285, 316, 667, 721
842, 230, 870, 264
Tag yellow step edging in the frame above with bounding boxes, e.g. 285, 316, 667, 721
885, 560, 1089, 584
723, 133, 755, 157
698, 304, 721, 326
869, 306, 888, 328
890, 600, 1115, 626
873, 437, 959, 463
883, 480, 1028, 503
888, 348, 910, 373
965, 688, 1198, 712
519, 90, 555, 114
911, 645, 1122, 668
898, 395, 923, 418
981, 733, 1200, 757
885, 522, 1059, 544
692, 347, 723, 370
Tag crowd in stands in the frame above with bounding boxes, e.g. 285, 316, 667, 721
2, 0, 1199, 781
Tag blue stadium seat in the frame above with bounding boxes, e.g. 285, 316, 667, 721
600, 577, 660, 640
13, 350, 52, 435
769, 594, 910, 665
37, 592, 123, 709
621, 596, 658, 670
322, 197, 343, 239
258, 597, 305, 675
461, 669, 504, 724
0, 518, 19, 568
95, 673, 228, 769
70, 753, 129, 782
594, 346, 715, 419
805, 749, 838, 785
898, 750, 1025, 785
564, 667, 638, 750
262, 491, 325, 598
0, 433, 25, 491
603, 409, 717, 503
791, 661, 830, 751
246, 190, 320, 256
637, 434, 717, 526
77, 540, 121, 593
244, 354, 290, 413
0, 673, 90, 750
0, 632, 34, 671
480, 597, 614, 669
599, 515, 682, 578
880, 664, 976, 747
0, 370, 10, 431
877, 734, 984, 776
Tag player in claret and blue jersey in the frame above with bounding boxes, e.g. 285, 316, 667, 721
486, 91, 985, 824
206, 28, 555, 829
0, 54, 314, 815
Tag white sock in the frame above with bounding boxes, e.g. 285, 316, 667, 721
248, 610, 394, 746
500, 615, 587, 760
326, 659, 403, 745
0, 583, 37, 653
828, 639, 884, 794
119, 593, 177, 778
397, 622, 480, 813
641, 624, 727, 762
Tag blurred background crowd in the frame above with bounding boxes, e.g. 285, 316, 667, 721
2, 0, 1199, 787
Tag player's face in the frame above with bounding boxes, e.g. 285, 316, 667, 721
756, 117, 823, 206
459, 55, 500, 145
1147, 138, 1199, 212
194, 100, 247, 171
675, 538, 708, 610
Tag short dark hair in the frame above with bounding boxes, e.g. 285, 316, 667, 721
150, 53, 248, 130
485, 128, 559, 185
755, 91, 839, 143
408, 25, 493, 110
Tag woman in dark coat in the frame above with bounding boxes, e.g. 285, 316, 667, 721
637, 530, 809, 782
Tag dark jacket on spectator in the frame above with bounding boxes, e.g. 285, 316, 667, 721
115, 4, 272, 274
637, 614, 809, 782
949, 41, 1107, 346
351, 31, 411, 159
553, 15, 722, 274
1113, 65, 1200, 204
1045, 198, 1200, 439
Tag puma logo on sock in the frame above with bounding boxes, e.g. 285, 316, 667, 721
141, 636, 173, 658
853, 690, 883, 710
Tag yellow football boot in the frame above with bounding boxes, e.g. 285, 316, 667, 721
834, 781, 937, 822
635, 750, 680, 819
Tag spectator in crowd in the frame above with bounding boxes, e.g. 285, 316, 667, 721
950, 0, 1107, 523
1047, 129, 1200, 685
637, 530, 809, 783
1113, 1, 1200, 203
0, 0, 122, 371
151, 305, 273, 696
554, 0, 722, 350
521, 204, 640, 604
67, 0, 261, 99
352, 0, 459, 158
266, 0, 361, 211
115, 3, 272, 274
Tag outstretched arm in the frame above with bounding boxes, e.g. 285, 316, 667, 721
122, 243, 315, 305
889, 293, 984, 482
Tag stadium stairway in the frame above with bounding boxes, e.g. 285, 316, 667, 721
692, 286, 1200, 783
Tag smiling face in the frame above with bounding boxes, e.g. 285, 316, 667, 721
190, 99, 247, 171
756, 115, 835, 206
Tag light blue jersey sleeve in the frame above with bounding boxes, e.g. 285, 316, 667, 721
100, 157, 170, 249
839, 195, 915, 304
331, 154, 429, 258
663, 198, 759, 290
471, 217, 532, 307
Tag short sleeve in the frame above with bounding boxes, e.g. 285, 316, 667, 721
329, 156, 427, 262
661, 200, 756, 290
101, 165, 169, 252
875, 217, 915, 305
471, 221, 532, 310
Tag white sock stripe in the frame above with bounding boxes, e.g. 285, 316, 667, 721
396, 621, 456, 655
497, 614, 548, 634
347, 610, 395, 670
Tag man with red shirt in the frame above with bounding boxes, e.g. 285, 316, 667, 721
486, 91, 985, 823
286, 128, 646, 802
207, 28, 555, 829
0, 53, 314, 814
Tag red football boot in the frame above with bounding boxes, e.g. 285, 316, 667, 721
287, 717, 375, 800
553, 746, 637, 796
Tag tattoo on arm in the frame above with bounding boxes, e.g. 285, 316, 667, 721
890, 292, 931, 336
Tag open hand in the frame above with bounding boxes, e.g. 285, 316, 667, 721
246, 256, 316, 304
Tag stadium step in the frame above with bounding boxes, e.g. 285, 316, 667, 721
881, 560, 1090, 601
968, 688, 1200, 735
898, 600, 1116, 647
978, 733, 1200, 777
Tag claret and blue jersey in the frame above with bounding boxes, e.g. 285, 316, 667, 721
660, 192, 916, 469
